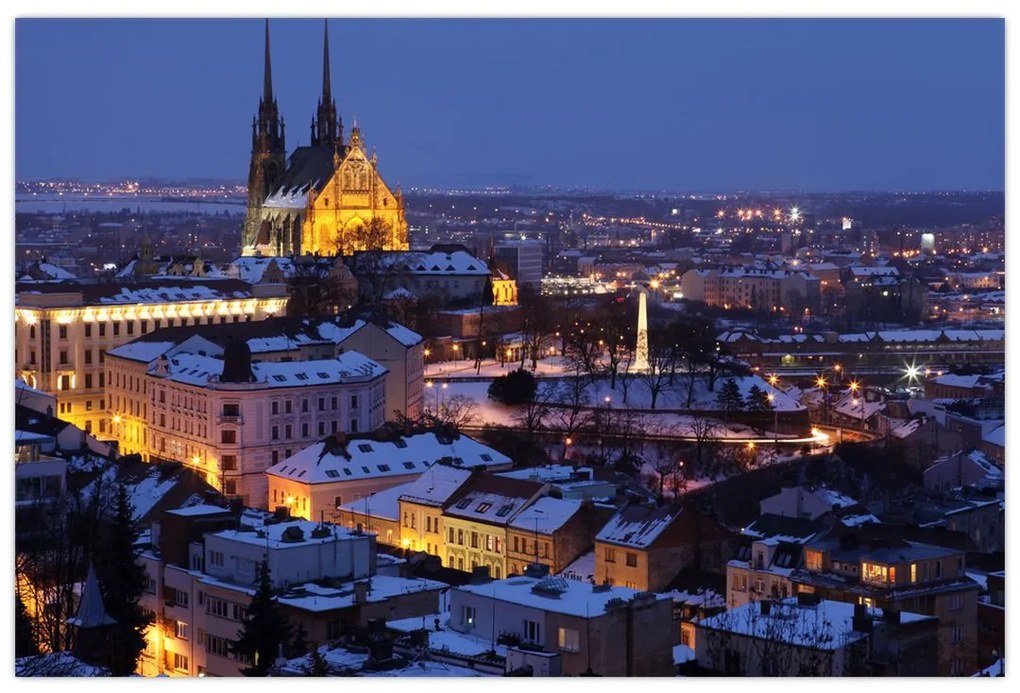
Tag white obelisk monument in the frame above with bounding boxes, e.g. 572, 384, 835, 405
632, 287, 650, 373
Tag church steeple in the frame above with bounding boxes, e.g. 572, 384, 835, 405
311, 18, 341, 148
263, 18, 274, 103
243, 19, 288, 253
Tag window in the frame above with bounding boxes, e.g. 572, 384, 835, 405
486, 535, 495, 551
331, 397, 338, 410
58, 324, 68, 339
59, 350, 68, 365
271, 426, 279, 440
475, 502, 492, 514
221, 430, 236, 444
285, 400, 292, 414
461, 605, 476, 628
448, 528, 455, 543
950, 592, 963, 610
604, 547, 616, 563
84, 350, 92, 365
935, 560, 942, 579
471, 532, 479, 549
85, 374, 93, 389
205, 634, 230, 658
141, 320, 148, 334
172, 653, 188, 672
351, 394, 359, 408
302, 399, 309, 413
457, 529, 464, 545
222, 403, 240, 417
99, 323, 106, 337
318, 421, 325, 436
112, 322, 120, 337
523, 620, 541, 643
626, 552, 638, 567
350, 419, 359, 433
753, 578, 765, 593
127, 322, 134, 335
804, 550, 823, 571
175, 621, 190, 640
285, 424, 292, 439
209, 551, 224, 567
910, 563, 917, 583
861, 562, 891, 584
951, 624, 964, 643
271, 451, 279, 465
334, 495, 343, 509
557, 627, 579, 652
83, 324, 91, 338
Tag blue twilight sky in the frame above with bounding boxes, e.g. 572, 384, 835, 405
14, 18, 1005, 191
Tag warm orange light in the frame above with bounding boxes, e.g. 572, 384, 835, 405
816, 377, 827, 389
565, 437, 573, 446
849, 380, 860, 393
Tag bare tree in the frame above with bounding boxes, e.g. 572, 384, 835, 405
546, 373, 595, 448
512, 383, 553, 444
517, 285, 553, 370
423, 394, 477, 430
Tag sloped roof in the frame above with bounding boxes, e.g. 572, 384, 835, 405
596, 503, 683, 548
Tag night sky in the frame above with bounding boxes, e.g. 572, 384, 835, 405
15, 18, 1005, 191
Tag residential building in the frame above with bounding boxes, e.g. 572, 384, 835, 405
595, 504, 737, 592
107, 334, 387, 507
977, 571, 1004, 669
14, 278, 288, 433
791, 533, 981, 675
442, 475, 548, 578
923, 450, 1003, 494
139, 506, 443, 677
396, 465, 474, 556
695, 597, 938, 676
267, 431, 511, 526
504, 497, 615, 576
493, 240, 544, 288
449, 570, 674, 676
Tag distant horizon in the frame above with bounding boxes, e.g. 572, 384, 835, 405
15, 18, 1004, 191
14, 176, 1007, 197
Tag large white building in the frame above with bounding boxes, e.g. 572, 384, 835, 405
14, 279, 289, 434
106, 333, 387, 508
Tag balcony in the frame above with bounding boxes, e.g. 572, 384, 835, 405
217, 414, 244, 425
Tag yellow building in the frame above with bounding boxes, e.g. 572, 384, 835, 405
13, 279, 288, 435
241, 20, 408, 257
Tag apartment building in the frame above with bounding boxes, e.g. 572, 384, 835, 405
14, 279, 288, 433
267, 431, 510, 526
442, 475, 548, 579
595, 504, 737, 592
505, 497, 615, 576
695, 597, 938, 676
139, 506, 444, 677
449, 569, 674, 676
680, 267, 820, 313
106, 334, 387, 507
790, 534, 981, 675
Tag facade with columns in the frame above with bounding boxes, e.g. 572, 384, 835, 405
241, 20, 408, 258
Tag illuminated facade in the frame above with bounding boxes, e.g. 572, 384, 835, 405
13, 280, 288, 435
241, 20, 408, 257
106, 338, 387, 508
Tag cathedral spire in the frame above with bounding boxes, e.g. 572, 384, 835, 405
263, 18, 274, 103
312, 19, 340, 148
322, 19, 331, 102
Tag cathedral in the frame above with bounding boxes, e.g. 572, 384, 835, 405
241, 20, 409, 257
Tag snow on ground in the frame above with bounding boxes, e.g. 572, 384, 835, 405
438, 379, 800, 441
427, 357, 802, 412
388, 613, 507, 658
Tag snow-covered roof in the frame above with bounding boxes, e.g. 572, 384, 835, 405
507, 497, 583, 534
340, 481, 409, 521
932, 373, 985, 389
95, 283, 252, 304
153, 350, 386, 388
982, 424, 1005, 448
388, 612, 508, 660
497, 464, 588, 483
849, 265, 899, 277
37, 262, 77, 279
107, 340, 179, 363
559, 550, 595, 582
833, 395, 885, 421
229, 256, 293, 283
698, 598, 931, 649
165, 503, 232, 517
454, 575, 669, 618
596, 504, 681, 549
385, 250, 490, 276
398, 466, 474, 507
210, 519, 363, 550
267, 433, 508, 485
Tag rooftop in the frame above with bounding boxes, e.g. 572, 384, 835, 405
268, 432, 509, 485
454, 575, 668, 618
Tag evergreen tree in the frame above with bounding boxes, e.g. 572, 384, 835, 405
716, 379, 744, 420
745, 385, 773, 412
289, 621, 309, 658
15, 593, 39, 658
96, 483, 151, 676
309, 648, 330, 676
487, 369, 538, 405
233, 560, 292, 676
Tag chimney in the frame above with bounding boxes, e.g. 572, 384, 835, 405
354, 581, 368, 604
852, 602, 872, 633
760, 600, 773, 616
470, 565, 492, 584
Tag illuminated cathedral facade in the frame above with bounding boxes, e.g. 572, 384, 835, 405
241, 20, 408, 257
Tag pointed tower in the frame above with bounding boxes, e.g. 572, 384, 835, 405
311, 19, 341, 148
243, 19, 288, 253
69, 562, 117, 669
